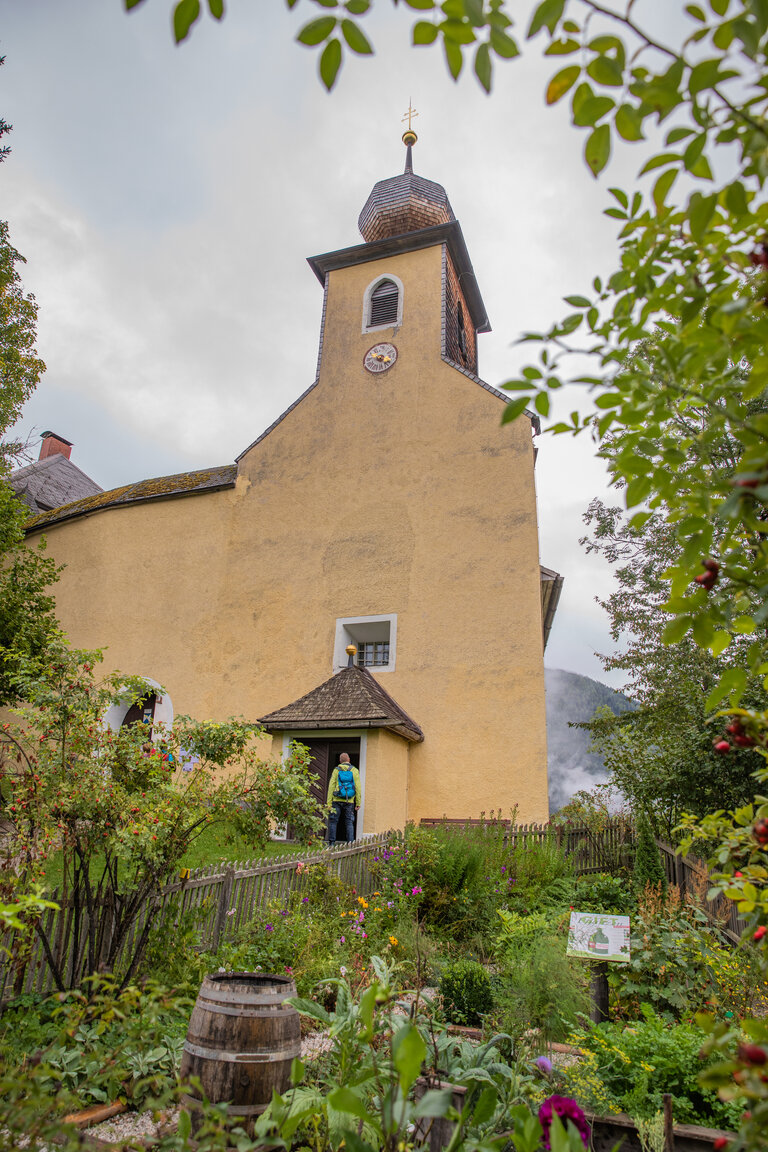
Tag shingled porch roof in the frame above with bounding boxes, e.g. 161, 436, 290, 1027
259, 666, 424, 743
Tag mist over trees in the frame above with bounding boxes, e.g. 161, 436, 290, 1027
545, 667, 633, 813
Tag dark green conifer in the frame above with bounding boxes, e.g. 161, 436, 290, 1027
633, 809, 667, 895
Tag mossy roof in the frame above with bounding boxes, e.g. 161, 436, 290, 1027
24, 464, 237, 533
259, 665, 424, 743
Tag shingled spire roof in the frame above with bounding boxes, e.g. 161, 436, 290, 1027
259, 665, 423, 743
358, 137, 455, 243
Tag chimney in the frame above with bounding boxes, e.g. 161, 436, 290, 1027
39, 431, 73, 461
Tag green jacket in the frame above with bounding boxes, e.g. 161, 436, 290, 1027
327, 765, 361, 807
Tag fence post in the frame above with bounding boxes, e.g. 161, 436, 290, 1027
212, 867, 235, 951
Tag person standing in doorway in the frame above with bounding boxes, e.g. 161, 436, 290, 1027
326, 753, 361, 845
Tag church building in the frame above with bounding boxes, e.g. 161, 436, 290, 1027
21, 131, 561, 833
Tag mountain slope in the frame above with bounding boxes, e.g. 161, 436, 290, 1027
545, 668, 634, 813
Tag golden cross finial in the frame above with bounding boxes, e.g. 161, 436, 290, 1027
401, 101, 419, 133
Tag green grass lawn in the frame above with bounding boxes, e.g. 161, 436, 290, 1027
41, 824, 312, 892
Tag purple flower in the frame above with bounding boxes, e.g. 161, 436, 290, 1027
302, 896, 309, 903
411, 886, 423, 895
538, 1097, 590, 1150
265, 924, 274, 932
534, 1056, 553, 1076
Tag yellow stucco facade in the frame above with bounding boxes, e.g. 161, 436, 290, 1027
23, 163, 555, 832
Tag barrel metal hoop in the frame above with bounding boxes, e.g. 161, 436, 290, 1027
183, 1040, 298, 1064
192, 1003, 293, 1018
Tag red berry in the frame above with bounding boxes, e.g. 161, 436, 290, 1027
734, 734, 757, 748
714, 740, 731, 754
754, 819, 768, 843
703, 558, 720, 573
739, 1044, 768, 1065
714, 1139, 729, 1151
735, 477, 761, 489
753, 926, 767, 941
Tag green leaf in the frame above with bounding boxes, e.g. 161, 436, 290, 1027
585, 123, 611, 176
706, 667, 748, 710
666, 126, 694, 144
724, 180, 748, 216
298, 16, 336, 45
442, 18, 476, 44
546, 65, 580, 104
414, 1089, 455, 1118
474, 42, 492, 91
564, 295, 591, 306
207, 0, 224, 18
392, 1022, 427, 1093
473, 1086, 498, 1124
710, 630, 732, 657
689, 58, 723, 94
615, 104, 644, 141
528, 0, 566, 38
404, 0, 435, 7
328, 1087, 369, 1120
653, 167, 678, 211
587, 55, 623, 86
685, 3, 707, 18
502, 397, 531, 424
125, 0, 147, 9
688, 191, 717, 239
320, 38, 343, 88
639, 152, 681, 175
178, 1110, 192, 1141
341, 19, 373, 53
173, 0, 200, 43
464, 0, 484, 24
709, 0, 729, 13
413, 20, 439, 44
534, 391, 550, 417
594, 392, 622, 408
545, 38, 580, 54
444, 37, 463, 78
625, 475, 651, 507
490, 28, 520, 57
346, 0, 371, 12
574, 95, 614, 126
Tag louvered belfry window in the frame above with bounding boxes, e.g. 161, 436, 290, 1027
369, 279, 399, 327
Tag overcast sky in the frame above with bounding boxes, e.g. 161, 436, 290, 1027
0, 0, 686, 689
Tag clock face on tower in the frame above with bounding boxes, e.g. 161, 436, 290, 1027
364, 343, 398, 374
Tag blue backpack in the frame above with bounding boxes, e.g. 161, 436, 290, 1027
335, 767, 355, 801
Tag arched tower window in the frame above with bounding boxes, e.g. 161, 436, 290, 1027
369, 280, 398, 326
362, 275, 404, 332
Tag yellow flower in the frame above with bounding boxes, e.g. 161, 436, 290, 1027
389, 936, 398, 946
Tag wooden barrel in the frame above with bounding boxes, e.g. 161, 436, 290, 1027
179, 972, 300, 1128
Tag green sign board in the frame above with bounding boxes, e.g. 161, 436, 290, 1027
566, 911, 630, 963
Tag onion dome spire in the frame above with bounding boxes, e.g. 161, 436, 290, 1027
357, 105, 456, 243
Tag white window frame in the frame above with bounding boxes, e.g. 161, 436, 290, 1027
334, 614, 397, 674
362, 274, 404, 334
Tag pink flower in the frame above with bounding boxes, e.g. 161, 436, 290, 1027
538, 1097, 589, 1150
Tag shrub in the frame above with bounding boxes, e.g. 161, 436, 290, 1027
573, 872, 634, 915
612, 884, 752, 1021
565, 1007, 741, 1129
439, 958, 494, 1026
494, 910, 589, 1043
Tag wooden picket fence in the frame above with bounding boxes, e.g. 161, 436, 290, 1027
419, 816, 636, 875
657, 840, 747, 944
0, 822, 750, 1001
0, 832, 396, 1003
